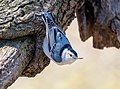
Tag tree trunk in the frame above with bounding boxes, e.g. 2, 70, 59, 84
0, 0, 83, 89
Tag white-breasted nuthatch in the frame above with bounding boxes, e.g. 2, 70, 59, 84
41, 12, 83, 65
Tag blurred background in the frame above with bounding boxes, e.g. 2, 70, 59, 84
9, 19, 120, 89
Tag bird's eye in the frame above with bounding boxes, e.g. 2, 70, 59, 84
70, 54, 72, 57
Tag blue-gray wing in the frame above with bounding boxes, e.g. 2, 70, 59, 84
46, 26, 73, 63
48, 26, 70, 51
47, 27, 57, 51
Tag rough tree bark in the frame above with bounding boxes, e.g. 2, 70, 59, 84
0, 0, 83, 89
0, 0, 120, 89
76, 0, 120, 49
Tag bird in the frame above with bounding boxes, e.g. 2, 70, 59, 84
41, 11, 83, 65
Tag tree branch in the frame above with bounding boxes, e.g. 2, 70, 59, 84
0, 0, 83, 88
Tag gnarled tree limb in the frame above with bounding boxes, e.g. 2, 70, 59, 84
0, 0, 83, 89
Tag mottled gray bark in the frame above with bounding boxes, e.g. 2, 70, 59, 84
0, 37, 35, 89
0, 0, 83, 89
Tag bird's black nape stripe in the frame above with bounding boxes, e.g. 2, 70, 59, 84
60, 44, 72, 56
70, 49, 78, 57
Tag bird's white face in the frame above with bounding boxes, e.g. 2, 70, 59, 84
61, 48, 78, 64
66, 50, 77, 60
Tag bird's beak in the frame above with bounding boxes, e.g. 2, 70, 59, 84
77, 58, 83, 59
76, 57, 83, 59
73, 57, 83, 59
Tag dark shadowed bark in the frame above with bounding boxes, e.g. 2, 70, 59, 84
76, 0, 120, 49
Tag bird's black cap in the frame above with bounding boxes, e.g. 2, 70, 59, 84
70, 49, 78, 57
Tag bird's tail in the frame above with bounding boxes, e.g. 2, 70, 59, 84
41, 12, 56, 34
